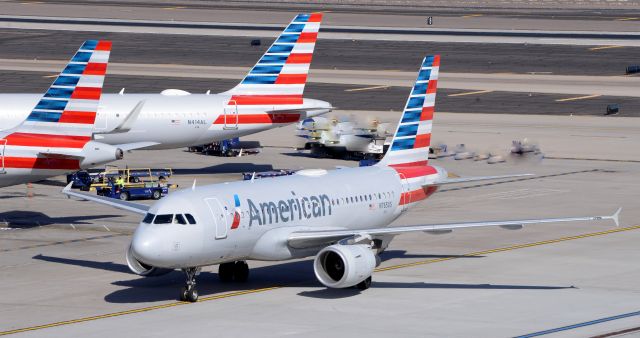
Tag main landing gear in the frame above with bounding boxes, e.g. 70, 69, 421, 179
180, 267, 200, 302
218, 261, 249, 282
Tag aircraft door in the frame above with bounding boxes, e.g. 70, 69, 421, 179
398, 173, 410, 212
0, 138, 6, 174
204, 197, 228, 239
223, 100, 238, 130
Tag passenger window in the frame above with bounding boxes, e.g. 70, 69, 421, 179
142, 213, 155, 224
174, 214, 187, 225
154, 214, 173, 224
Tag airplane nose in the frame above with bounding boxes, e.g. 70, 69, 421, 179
131, 227, 162, 266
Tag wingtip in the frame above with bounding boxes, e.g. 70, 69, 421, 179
62, 182, 73, 198
612, 207, 622, 227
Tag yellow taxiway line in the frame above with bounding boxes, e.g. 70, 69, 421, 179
555, 94, 601, 102
344, 85, 391, 92
462, 14, 483, 18
2, 225, 639, 336
448, 90, 492, 97
589, 45, 624, 51
616, 17, 639, 21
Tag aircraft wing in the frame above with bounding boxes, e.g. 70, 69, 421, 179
431, 173, 533, 186
287, 208, 621, 249
62, 183, 149, 215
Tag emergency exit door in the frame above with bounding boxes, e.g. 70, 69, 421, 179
223, 100, 238, 130
0, 139, 6, 174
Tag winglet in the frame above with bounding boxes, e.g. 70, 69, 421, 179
611, 207, 622, 227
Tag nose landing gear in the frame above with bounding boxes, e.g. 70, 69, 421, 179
180, 267, 200, 302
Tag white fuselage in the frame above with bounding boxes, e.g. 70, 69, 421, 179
0, 93, 331, 150
131, 165, 445, 269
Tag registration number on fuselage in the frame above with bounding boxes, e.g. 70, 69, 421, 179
379, 201, 393, 209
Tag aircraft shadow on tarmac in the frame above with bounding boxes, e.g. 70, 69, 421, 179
33, 250, 572, 303
173, 163, 273, 175
1, 211, 122, 229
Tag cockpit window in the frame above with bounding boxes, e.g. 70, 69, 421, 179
174, 214, 187, 225
154, 214, 173, 224
185, 214, 196, 224
142, 213, 155, 224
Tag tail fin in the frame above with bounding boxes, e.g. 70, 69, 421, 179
224, 13, 323, 106
13, 40, 111, 140
377, 55, 439, 167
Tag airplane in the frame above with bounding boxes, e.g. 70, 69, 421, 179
63, 55, 621, 302
0, 40, 143, 188
0, 13, 332, 150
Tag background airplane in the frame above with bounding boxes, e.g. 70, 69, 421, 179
0, 40, 141, 188
0, 13, 331, 150
64, 55, 620, 302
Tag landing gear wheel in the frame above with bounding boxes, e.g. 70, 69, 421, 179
180, 287, 188, 302
186, 288, 198, 302
356, 276, 372, 290
181, 267, 199, 302
233, 261, 249, 282
218, 262, 234, 282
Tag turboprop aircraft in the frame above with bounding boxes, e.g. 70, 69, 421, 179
0, 13, 331, 150
0, 40, 145, 188
63, 55, 621, 302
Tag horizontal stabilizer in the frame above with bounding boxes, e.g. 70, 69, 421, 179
116, 141, 160, 152
431, 173, 533, 186
96, 100, 146, 134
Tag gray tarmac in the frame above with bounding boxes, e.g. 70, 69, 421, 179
2, 71, 639, 116
1, 112, 639, 337
1, 29, 637, 75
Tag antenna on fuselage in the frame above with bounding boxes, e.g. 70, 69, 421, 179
206, 90, 210, 95
192, 179, 196, 190
250, 172, 256, 183
119, 88, 125, 95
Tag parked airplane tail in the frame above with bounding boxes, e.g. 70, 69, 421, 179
377, 55, 440, 168
224, 13, 323, 106
12, 39, 111, 140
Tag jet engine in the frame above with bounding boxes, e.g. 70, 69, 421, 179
313, 244, 377, 288
126, 245, 172, 276
79, 141, 124, 167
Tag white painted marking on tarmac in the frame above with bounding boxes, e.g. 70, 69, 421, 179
102, 225, 111, 232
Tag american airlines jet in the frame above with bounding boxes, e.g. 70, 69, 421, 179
0, 13, 331, 150
64, 56, 621, 302
0, 40, 139, 188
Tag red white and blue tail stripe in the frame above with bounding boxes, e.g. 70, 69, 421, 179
0, 40, 111, 172
224, 13, 322, 107
16, 40, 111, 139
377, 55, 439, 168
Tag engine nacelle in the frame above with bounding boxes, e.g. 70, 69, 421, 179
79, 141, 124, 168
313, 244, 377, 288
126, 245, 172, 277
